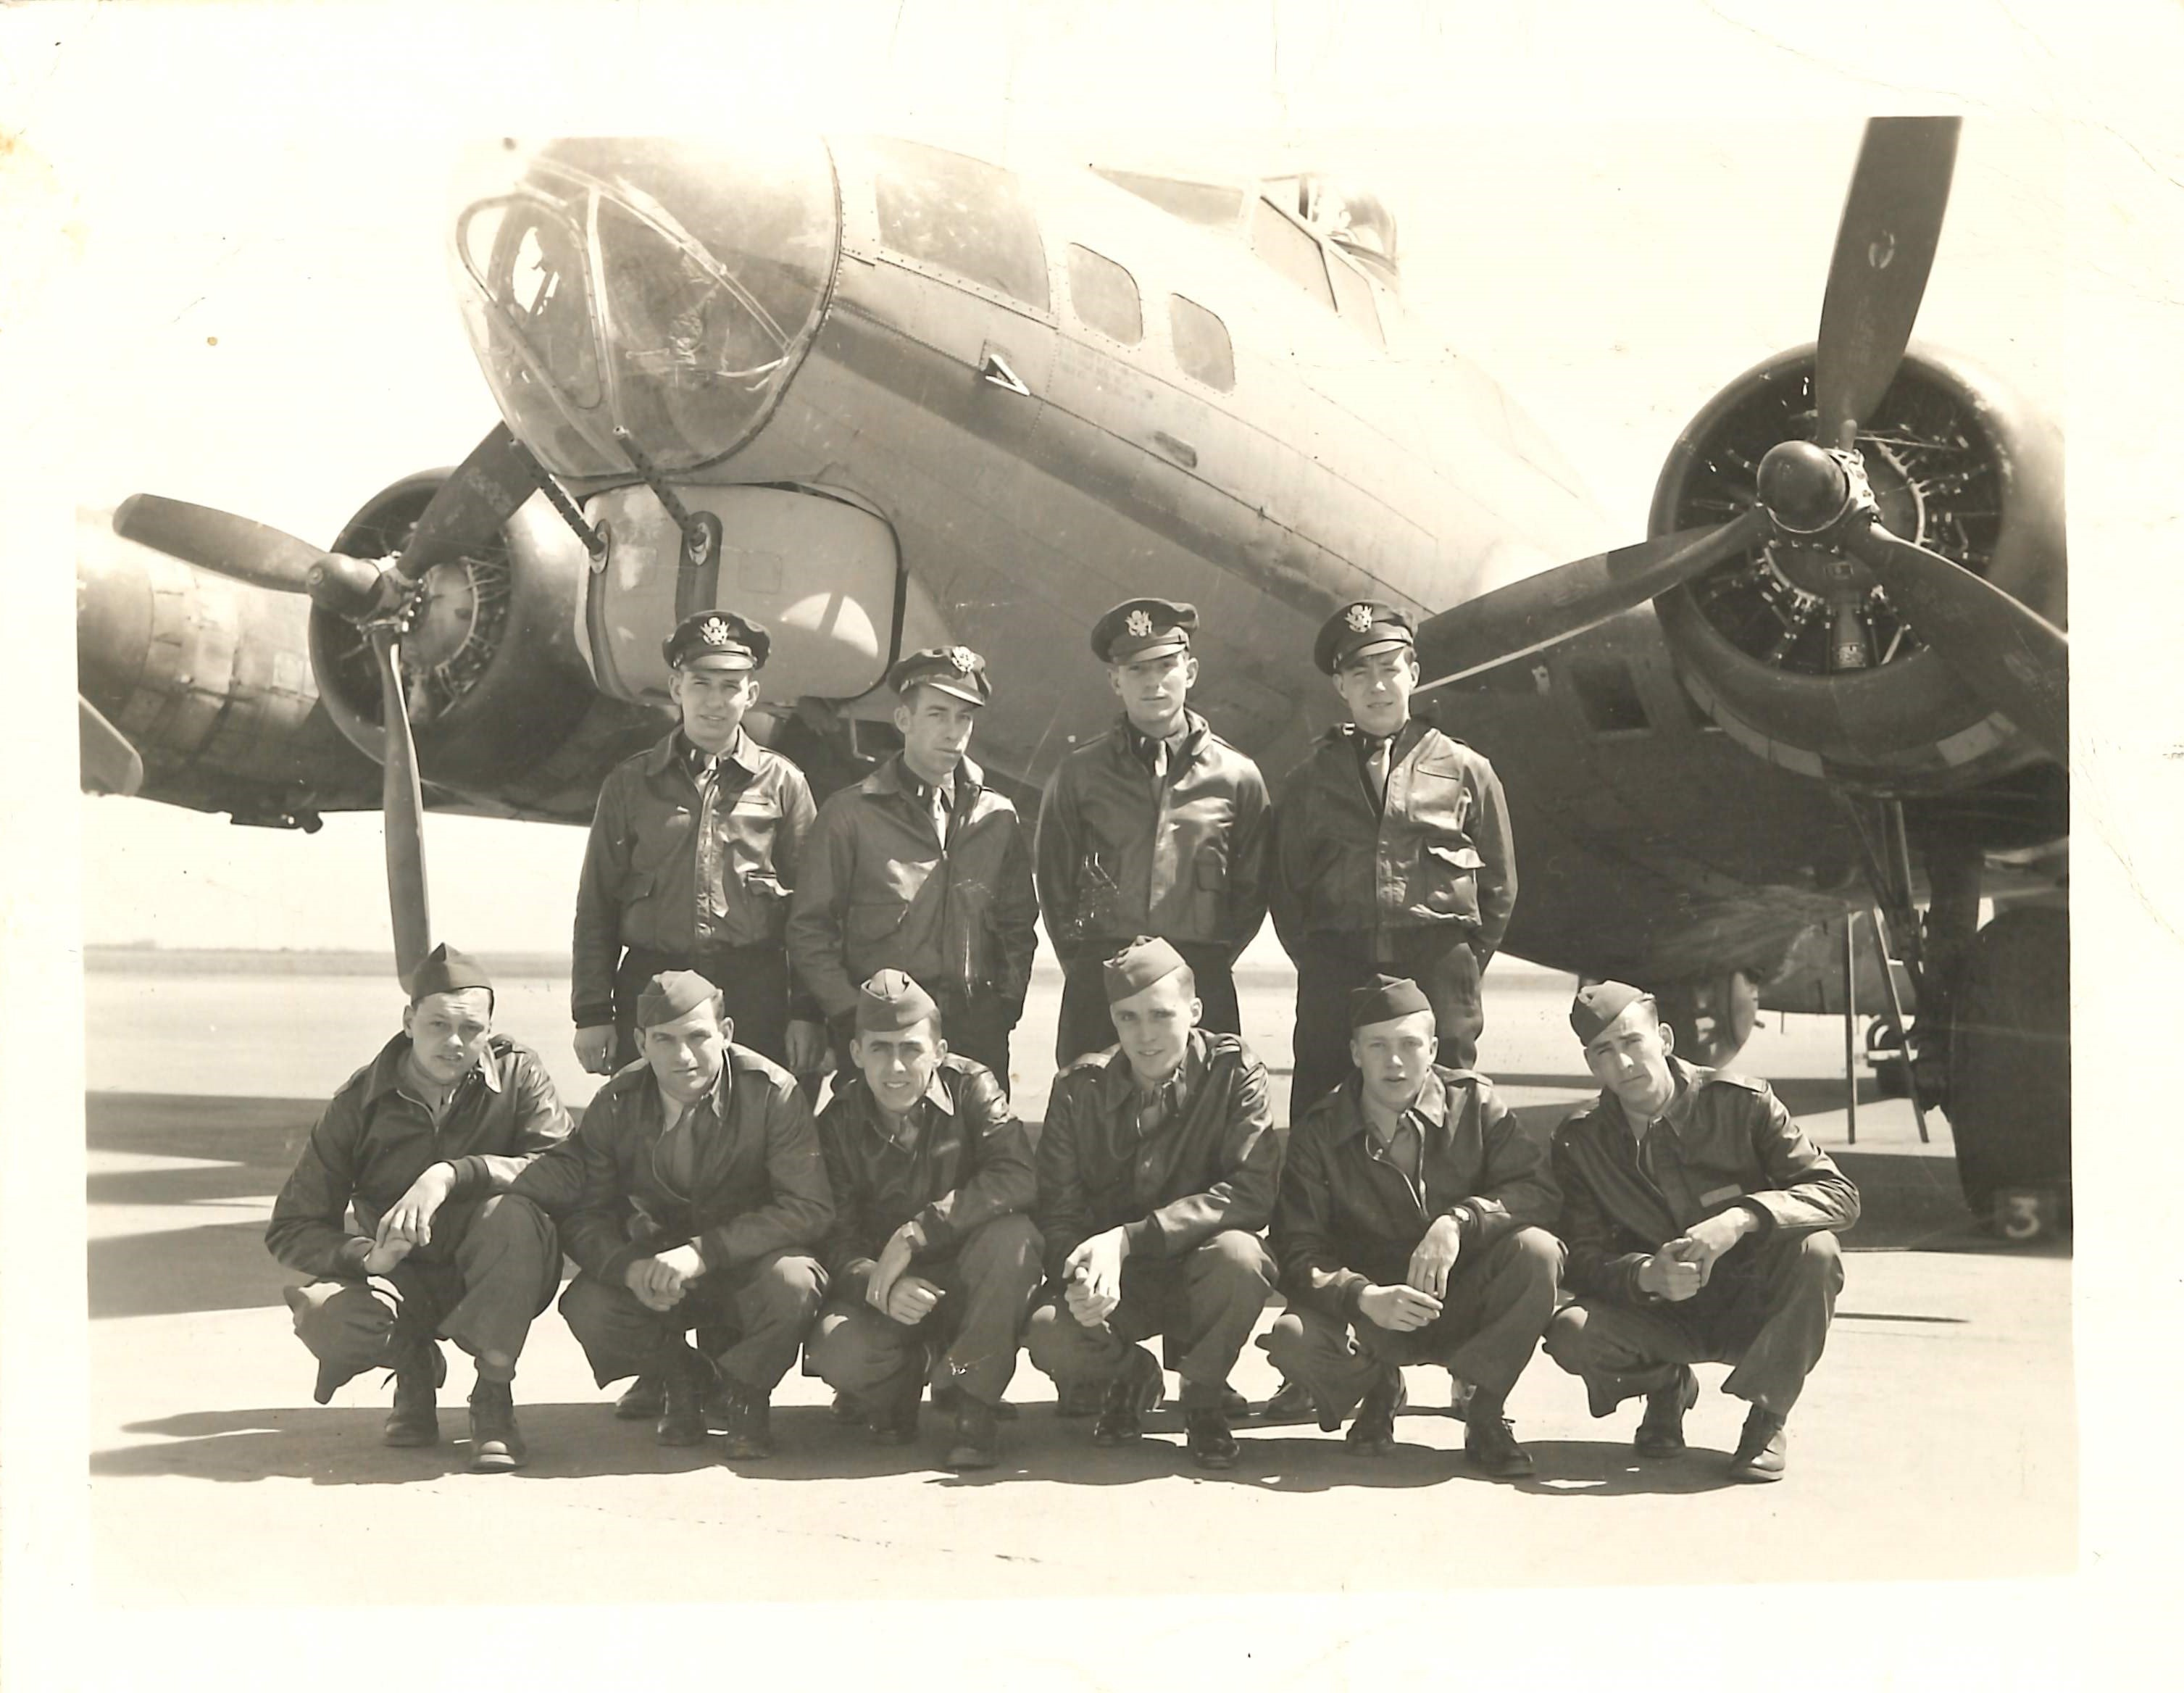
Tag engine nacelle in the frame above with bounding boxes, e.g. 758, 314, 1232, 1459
1650, 345, 2064, 796
307, 471, 603, 796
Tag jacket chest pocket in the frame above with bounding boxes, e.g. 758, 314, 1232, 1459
1416, 840, 1485, 922
630, 807, 694, 885
1191, 847, 1229, 928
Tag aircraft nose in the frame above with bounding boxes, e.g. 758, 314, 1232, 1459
449, 136, 843, 483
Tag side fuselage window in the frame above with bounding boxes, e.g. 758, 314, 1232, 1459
872, 139, 1051, 312
1168, 295, 1235, 393
1067, 244, 1143, 346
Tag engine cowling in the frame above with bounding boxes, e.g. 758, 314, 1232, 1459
1650, 345, 2063, 796
307, 471, 602, 797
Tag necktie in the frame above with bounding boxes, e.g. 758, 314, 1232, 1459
930, 778, 951, 845
1149, 739, 1169, 786
1364, 735, 1391, 807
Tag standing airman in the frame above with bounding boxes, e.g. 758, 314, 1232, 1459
1271, 601, 1517, 1114
572, 609, 826, 1080
1036, 597, 1271, 1065
788, 646, 1039, 1086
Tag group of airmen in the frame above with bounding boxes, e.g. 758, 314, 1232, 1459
268, 593, 1859, 1483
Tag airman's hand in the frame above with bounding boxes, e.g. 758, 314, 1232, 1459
360, 1235, 414, 1276
1405, 1214, 1463, 1299
883, 1274, 943, 1327
1638, 1249, 1704, 1302
1062, 1228, 1128, 1325
1670, 1207, 1759, 1286
1358, 1283, 1443, 1332
379, 1162, 456, 1249
575, 1025, 617, 1075
866, 1226, 920, 1316
785, 1019, 829, 1076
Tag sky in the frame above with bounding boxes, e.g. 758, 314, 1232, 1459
19, 1, 2099, 954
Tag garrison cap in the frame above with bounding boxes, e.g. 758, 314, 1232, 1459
1349, 974, 1433, 1031
1314, 600, 1416, 675
663, 609, 768, 672
635, 969, 722, 1030
408, 942, 492, 1002
888, 645, 992, 707
1570, 981, 1656, 1044
855, 968, 941, 1034
1102, 935, 1188, 1004
1093, 597, 1197, 664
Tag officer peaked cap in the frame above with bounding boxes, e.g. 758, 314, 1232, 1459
1570, 981, 1656, 1043
856, 969, 942, 1034
1314, 600, 1416, 675
664, 609, 768, 671
888, 646, 993, 707
1093, 597, 1197, 664
635, 970, 722, 1030
1103, 936, 1189, 1004
1349, 974, 1433, 1030
408, 943, 493, 1003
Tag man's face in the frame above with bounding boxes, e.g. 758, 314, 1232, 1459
852, 1020, 946, 1116
670, 660, 759, 752
1331, 647, 1417, 738
1108, 649, 1196, 734
643, 998, 731, 1104
1109, 970, 1201, 1085
1584, 999, 1677, 1121
894, 686, 980, 783
402, 987, 493, 1088
1350, 1010, 1438, 1115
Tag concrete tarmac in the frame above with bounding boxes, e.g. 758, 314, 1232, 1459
84, 952, 2072, 1604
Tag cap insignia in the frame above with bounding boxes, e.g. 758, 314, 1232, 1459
700, 616, 732, 646
946, 646, 980, 674
1125, 608, 1154, 638
1345, 603, 1374, 633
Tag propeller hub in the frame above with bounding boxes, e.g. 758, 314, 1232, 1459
1756, 440, 1854, 534
306, 552, 399, 620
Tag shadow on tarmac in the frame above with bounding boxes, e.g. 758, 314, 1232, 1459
88, 1219, 287, 1319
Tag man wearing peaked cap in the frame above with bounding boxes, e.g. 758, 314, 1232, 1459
573, 604, 825, 1108
1543, 981, 1860, 1483
804, 970, 1041, 1471
268, 943, 570, 1472
1271, 596, 1518, 1112
1038, 596, 1272, 1068
1260, 975, 1561, 1473
1026, 937, 1286, 1469
515, 969, 831, 1460
789, 641, 1037, 1083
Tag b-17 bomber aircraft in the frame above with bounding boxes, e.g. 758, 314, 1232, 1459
75, 119, 2068, 1218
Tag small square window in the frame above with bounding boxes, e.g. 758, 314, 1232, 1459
1067, 245, 1142, 346
1170, 294, 1234, 393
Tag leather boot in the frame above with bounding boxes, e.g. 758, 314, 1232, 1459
1635, 1365, 1699, 1459
720, 1377, 775, 1460
383, 1334, 445, 1448
614, 1374, 664, 1420
467, 1377, 526, 1472
946, 1397, 1001, 1471
656, 1346, 714, 1447
1090, 1348, 1162, 1447
1346, 1367, 1406, 1457
1463, 1396, 1535, 1478
1185, 1406, 1239, 1470
1728, 1405, 1788, 1482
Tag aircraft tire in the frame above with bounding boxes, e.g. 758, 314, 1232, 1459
1946, 907, 2070, 1227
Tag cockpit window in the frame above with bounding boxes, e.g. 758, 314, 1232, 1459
871, 139, 1050, 312
451, 137, 838, 479
1325, 252, 1385, 347
1249, 198, 1334, 310
1092, 168, 1246, 230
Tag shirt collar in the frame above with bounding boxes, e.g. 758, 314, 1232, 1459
869, 753, 983, 801
857, 1068, 957, 1144
1098, 1029, 1206, 1110
675, 725, 754, 780
1329, 1068, 1449, 1143
1118, 710, 1203, 765
367, 1033, 501, 1104
1598, 1057, 1693, 1140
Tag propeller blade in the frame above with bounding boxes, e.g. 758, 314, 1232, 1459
1814, 116, 1960, 449
1414, 511, 1764, 689
112, 495, 322, 593
79, 696, 144, 796
1839, 517, 2067, 762
368, 628, 434, 987
393, 423, 538, 581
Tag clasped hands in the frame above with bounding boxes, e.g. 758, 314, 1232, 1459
624, 1242, 709, 1312
1638, 1207, 1759, 1302
865, 1223, 943, 1327
1357, 1212, 1462, 1333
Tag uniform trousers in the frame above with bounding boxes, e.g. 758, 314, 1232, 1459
613, 941, 793, 1070
1024, 1228, 1275, 1411
1257, 1227, 1562, 1420
283, 1194, 561, 1401
1543, 1230, 1843, 1416
1290, 930, 1483, 1112
1055, 943, 1240, 1067
559, 1249, 826, 1397
805, 1215, 1043, 1410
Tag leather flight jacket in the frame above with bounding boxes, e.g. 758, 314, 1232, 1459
1034, 712, 1272, 966
572, 730, 817, 1028
1270, 720, 1517, 958
788, 754, 1039, 1021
